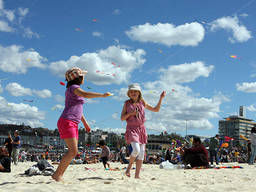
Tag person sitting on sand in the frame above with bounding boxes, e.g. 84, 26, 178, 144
181, 137, 209, 168
0, 146, 11, 172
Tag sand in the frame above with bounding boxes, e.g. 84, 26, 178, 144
0, 161, 256, 192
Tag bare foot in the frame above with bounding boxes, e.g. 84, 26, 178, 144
125, 171, 131, 177
52, 174, 64, 182
135, 176, 140, 179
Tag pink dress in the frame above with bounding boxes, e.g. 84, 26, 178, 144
124, 100, 147, 144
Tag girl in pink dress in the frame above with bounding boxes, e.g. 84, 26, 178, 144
121, 83, 166, 178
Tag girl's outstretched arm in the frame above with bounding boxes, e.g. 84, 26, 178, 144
81, 114, 91, 133
74, 88, 111, 98
145, 91, 166, 112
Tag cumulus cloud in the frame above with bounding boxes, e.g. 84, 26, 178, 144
33, 89, 52, 98
0, 45, 47, 74
0, 96, 45, 127
22, 27, 40, 38
49, 45, 146, 85
18, 7, 29, 17
0, 0, 3, 9
247, 104, 256, 112
236, 82, 256, 92
159, 61, 214, 84
5, 82, 52, 98
54, 94, 65, 103
92, 31, 103, 37
0, 0, 38, 38
113, 9, 120, 15
126, 22, 205, 47
239, 13, 248, 17
210, 16, 252, 43
115, 61, 227, 132
51, 104, 64, 111
0, 20, 13, 32
0, 83, 2, 94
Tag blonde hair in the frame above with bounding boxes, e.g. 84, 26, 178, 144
127, 90, 146, 105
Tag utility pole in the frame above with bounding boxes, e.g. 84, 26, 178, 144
186, 119, 188, 137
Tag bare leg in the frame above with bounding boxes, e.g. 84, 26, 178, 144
52, 138, 78, 182
135, 160, 143, 179
125, 156, 136, 177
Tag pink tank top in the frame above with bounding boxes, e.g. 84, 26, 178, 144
124, 100, 147, 144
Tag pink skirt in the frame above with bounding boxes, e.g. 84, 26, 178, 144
57, 117, 78, 140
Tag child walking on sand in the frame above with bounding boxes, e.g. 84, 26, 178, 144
121, 83, 166, 178
52, 67, 112, 182
99, 140, 111, 169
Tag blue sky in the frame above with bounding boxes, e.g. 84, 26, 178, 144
1, 0, 256, 137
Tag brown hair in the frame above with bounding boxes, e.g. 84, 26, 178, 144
0, 147, 9, 157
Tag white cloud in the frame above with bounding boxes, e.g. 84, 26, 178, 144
239, 13, 248, 17
18, 7, 29, 17
0, 0, 3, 9
0, 1, 38, 38
126, 22, 205, 47
112, 112, 119, 120
23, 27, 40, 38
0, 96, 45, 127
113, 9, 120, 15
236, 82, 256, 92
49, 45, 146, 85
51, 104, 64, 111
6, 82, 32, 96
92, 31, 103, 37
210, 16, 252, 43
0, 44, 47, 74
115, 62, 227, 133
0, 20, 13, 32
54, 94, 65, 103
2, 9, 15, 21
247, 104, 256, 112
0, 84, 3, 94
159, 61, 214, 84
33, 89, 52, 98
5, 82, 52, 98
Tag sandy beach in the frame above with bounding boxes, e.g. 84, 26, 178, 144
0, 162, 256, 192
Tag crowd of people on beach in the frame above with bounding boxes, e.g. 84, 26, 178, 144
1, 67, 256, 181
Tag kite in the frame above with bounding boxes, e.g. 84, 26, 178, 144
87, 86, 92, 89
92, 19, 97, 22
220, 143, 229, 148
75, 28, 82, 32
158, 49, 163, 54
23, 99, 33, 102
240, 135, 249, 141
111, 62, 120, 67
230, 55, 238, 59
26, 59, 31, 62
224, 136, 233, 141
112, 74, 116, 76
60, 81, 65, 86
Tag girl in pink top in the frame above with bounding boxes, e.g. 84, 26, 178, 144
121, 83, 166, 178
52, 67, 112, 182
